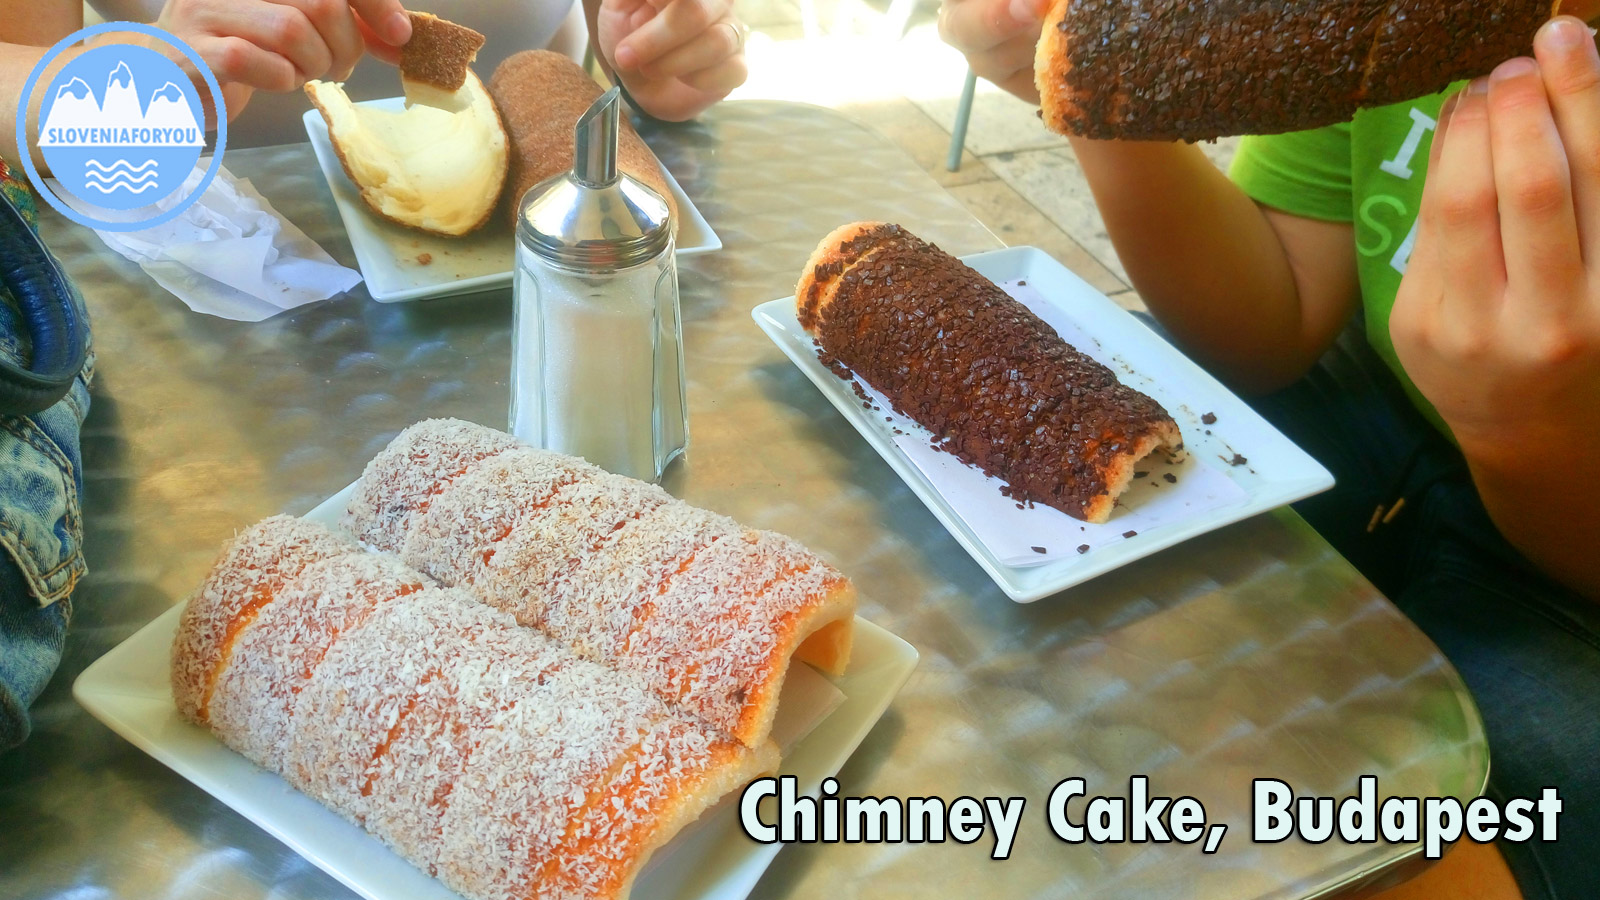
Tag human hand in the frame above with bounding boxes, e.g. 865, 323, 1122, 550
936, 0, 1047, 104
1391, 17, 1600, 463
153, 0, 412, 122
598, 0, 747, 122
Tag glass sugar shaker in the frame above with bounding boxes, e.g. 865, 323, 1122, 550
509, 86, 687, 482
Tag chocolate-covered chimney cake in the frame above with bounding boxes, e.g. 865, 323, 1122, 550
1037, 0, 1568, 142
797, 222, 1182, 524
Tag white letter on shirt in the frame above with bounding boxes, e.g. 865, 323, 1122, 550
1380, 108, 1439, 181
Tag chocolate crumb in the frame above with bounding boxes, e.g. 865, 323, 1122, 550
1223, 453, 1248, 467
1122, 530, 1138, 538
1201, 412, 1217, 425
1134, 471, 1148, 479
1205, 429, 1212, 435
1031, 546, 1047, 554
1076, 544, 1090, 554
1163, 472, 1177, 484
1016, 503, 1025, 509
1017, 279, 1027, 286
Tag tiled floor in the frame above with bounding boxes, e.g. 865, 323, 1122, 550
729, 0, 1242, 311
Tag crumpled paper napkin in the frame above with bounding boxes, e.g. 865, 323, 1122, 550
49, 162, 361, 322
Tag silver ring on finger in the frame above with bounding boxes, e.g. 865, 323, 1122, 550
724, 20, 749, 53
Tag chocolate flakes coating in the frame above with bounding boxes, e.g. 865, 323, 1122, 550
801, 223, 1181, 522
1365, 0, 1553, 108
1041, 0, 1554, 142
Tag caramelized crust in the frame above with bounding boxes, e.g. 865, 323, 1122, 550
400, 12, 485, 92
1038, 0, 1561, 142
488, 51, 677, 224
796, 222, 1182, 524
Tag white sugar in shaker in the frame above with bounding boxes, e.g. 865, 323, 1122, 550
509, 86, 686, 481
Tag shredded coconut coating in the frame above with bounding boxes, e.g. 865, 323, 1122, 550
434, 663, 725, 900
471, 473, 674, 642
208, 552, 428, 771
626, 529, 850, 740
287, 589, 577, 870
542, 502, 740, 662
350, 420, 858, 748
402, 447, 599, 589
170, 515, 353, 724
182, 546, 760, 900
343, 418, 519, 552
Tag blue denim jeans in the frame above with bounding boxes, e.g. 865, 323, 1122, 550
0, 180, 93, 751
1247, 325, 1599, 900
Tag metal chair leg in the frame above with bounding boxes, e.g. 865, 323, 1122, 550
946, 68, 978, 172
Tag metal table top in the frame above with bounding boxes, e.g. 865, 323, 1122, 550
1, 100, 1485, 900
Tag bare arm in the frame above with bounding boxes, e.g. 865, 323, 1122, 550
940, 0, 1360, 393
0, 3, 84, 170
1068, 138, 1361, 392
1, 0, 410, 171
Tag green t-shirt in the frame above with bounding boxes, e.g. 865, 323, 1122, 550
1229, 86, 1464, 435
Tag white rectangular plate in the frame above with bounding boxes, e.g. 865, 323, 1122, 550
303, 100, 721, 303
753, 245, 1334, 602
74, 484, 917, 900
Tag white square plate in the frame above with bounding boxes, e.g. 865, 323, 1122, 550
753, 246, 1334, 602
303, 101, 721, 303
74, 483, 918, 900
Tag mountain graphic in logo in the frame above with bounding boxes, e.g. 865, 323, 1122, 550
33, 43, 210, 214
38, 61, 204, 148
18, 23, 226, 230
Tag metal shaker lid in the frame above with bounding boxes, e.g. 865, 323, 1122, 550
515, 86, 673, 271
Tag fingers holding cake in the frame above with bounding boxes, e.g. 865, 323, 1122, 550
1534, 16, 1600, 257
936, 0, 1049, 104
157, 0, 409, 93
961, 0, 1593, 141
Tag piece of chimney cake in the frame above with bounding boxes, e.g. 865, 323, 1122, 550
400, 12, 487, 110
